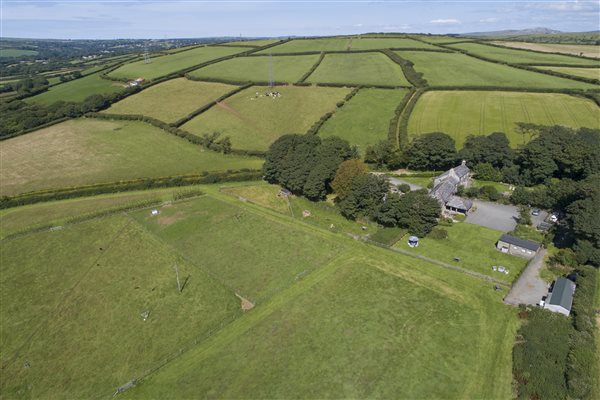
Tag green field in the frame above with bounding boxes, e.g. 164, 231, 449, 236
393, 221, 528, 283
534, 66, 600, 80
397, 51, 598, 88
448, 42, 600, 66
492, 42, 600, 59
223, 39, 280, 47
260, 37, 437, 54
407, 91, 600, 147
108, 46, 248, 81
415, 35, 472, 44
307, 53, 410, 86
0, 48, 38, 58
104, 78, 237, 123
318, 88, 409, 152
0, 119, 263, 196
27, 73, 124, 105
182, 85, 350, 151
188, 54, 319, 83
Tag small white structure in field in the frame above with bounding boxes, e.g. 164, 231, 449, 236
302, 210, 311, 218
408, 236, 419, 248
151, 209, 160, 216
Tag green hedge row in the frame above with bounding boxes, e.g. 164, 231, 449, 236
387, 87, 416, 146
306, 86, 361, 135
297, 52, 325, 83
397, 88, 426, 149
381, 49, 427, 87
1, 170, 262, 209
0, 117, 70, 141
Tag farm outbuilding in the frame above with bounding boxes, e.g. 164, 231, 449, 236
496, 234, 540, 259
543, 277, 576, 316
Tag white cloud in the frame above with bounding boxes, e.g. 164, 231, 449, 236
430, 19, 461, 25
479, 17, 498, 23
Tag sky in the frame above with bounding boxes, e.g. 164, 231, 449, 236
1, 0, 599, 39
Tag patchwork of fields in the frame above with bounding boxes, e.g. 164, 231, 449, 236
107, 45, 248, 80
104, 78, 237, 123
407, 91, 600, 147
182, 85, 351, 151
492, 41, 600, 59
0, 119, 263, 195
188, 54, 320, 83
258, 37, 437, 53
27, 73, 124, 105
307, 52, 410, 86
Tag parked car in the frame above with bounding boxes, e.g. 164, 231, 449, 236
532, 209, 540, 216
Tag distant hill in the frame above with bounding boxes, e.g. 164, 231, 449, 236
460, 28, 600, 45
461, 27, 562, 37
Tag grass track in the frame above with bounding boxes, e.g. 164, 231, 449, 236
188, 54, 319, 83
0, 119, 263, 196
182, 85, 351, 151
318, 88, 409, 152
27, 73, 124, 105
407, 91, 600, 147
397, 51, 598, 89
104, 78, 237, 123
307, 53, 411, 86
107, 46, 248, 80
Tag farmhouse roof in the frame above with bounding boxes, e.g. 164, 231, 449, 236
547, 277, 575, 311
430, 180, 456, 203
499, 234, 541, 252
454, 160, 470, 179
446, 196, 473, 211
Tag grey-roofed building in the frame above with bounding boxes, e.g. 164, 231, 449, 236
496, 234, 541, 259
445, 196, 473, 214
429, 160, 473, 214
543, 277, 576, 316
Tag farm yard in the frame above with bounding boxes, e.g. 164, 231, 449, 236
0, 119, 262, 196
397, 51, 598, 88
188, 54, 320, 83
306, 53, 410, 86
182, 85, 351, 151
104, 78, 237, 123
107, 45, 248, 81
533, 66, 600, 80
492, 41, 600, 59
27, 73, 124, 105
318, 88, 409, 151
447, 42, 600, 65
407, 91, 600, 147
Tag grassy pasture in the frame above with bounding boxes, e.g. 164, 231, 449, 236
0, 119, 263, 196
307, 52, 411, 86
393, 221, 528, 283
104, 78, 237, 123
448, 42, 600, 66
126, 244, 517, 399
397, 51, 598, 89
223, 39, 280, 47
407, 91, 600, 147
130, 195, 345, 303
0, 214, 241, 399
260, 37, 436, 54
534, 66, 600, 80
27, 73, 124, 105
318, 88, 409, 152
492, 41, 600, 59
107, 46, 248, 81
0, 48, 37, 58
182, 85, 350, 151
414, 35, 472, 44
188, 54, 319, 83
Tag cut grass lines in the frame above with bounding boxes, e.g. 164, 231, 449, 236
407, 91, 600, 147
0, 119, 263, 196
182, 85, 350, 151
107, 46, 248, 81
397, 51, 598, 89
188, 54, 319, 83
104, 78, 237, 123
306, 53, 411, 87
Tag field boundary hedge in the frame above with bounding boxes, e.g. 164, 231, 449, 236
0, 117, 71, 141
388, 87, 416, 146
297, 52, 325, 83
306, 86, 361, 135
381, 49, 427, 87
473, 40, 600, 63
0, 170, 262, 209
397, 87, 426, 149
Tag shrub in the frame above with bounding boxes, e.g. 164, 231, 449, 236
428, 227, 448, 240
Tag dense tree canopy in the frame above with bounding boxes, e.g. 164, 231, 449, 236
337, 174, 388, 220
331, 159, 369, 200
376, 190, 441, 236
459, 132, 514, 169
405, 132, 457, 171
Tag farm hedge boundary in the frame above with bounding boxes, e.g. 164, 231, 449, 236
388, 87, 416, 146
297, 52, 325, 83
381, 49, 427, 88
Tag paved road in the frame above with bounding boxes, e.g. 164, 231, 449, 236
504, 249, 549, 306
466, 200, 519, 232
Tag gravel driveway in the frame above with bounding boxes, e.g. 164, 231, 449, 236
466, 200, 519, 232
387, 177, 424, 191
504, 249, 549, 306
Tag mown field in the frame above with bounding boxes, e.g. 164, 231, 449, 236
0, 119, 263, 196
188, 54, 319, 83
534, 66, 600, 80
307, 52, 410, 86
407, 91, 600, 147
258, 37, 436, 54
107, 46, 248, 81
0, 48, 38, 58
27, 73, 124, 105
397, 51, 598, 89
0, 186, 517, 399
104, 78, 237, 123
182, 85, 350, 151
448, 42, 600, 65
318, 88, 409, 151
492, 41, 600, 59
